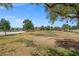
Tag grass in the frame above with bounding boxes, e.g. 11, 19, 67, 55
0, 46, 16, 56
46, 47, 79, 56
15, 39, 37, 47
29, 31, 57, 37
0, 31, 79, 55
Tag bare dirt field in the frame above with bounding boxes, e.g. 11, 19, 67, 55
0, 31, 79, 56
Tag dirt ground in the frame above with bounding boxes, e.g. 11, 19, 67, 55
0, 31, 79, 56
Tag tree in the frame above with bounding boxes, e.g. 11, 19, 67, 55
0, 22, 2, 31
40, 25, 45, 30
0, 18, 10, 36
71, 26, 77, 30
23, 19, 34, 31
53, 26, 61, 31
45, 25, 51, 30
44, 4, 79, 25
32, 4, 79, 29
0, 3, 12, 9
77, 20, 79, 29
50, 26, 53, 30
62, 24, 71, 31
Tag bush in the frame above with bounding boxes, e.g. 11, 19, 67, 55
46, 47, 79, 56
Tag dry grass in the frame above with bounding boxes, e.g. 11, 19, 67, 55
0, 31, 79, 55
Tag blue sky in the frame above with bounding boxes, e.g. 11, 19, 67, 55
0, 3, 76, 28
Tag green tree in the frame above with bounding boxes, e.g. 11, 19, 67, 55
0, 18, 10, 36
62, 24, 71, 31
32, 4, 79, 29
77, 20, 79, 29
45, 25, 51, 30
71, 26, 77, 30
0, 22, 2, 31
23, 19, 34, 31
0, 3, 12, 9
53, 26, 61, 31
40, 25, 45, 30
50, 26, 53, 30
0, 3, 12, 33
44, 4, 79, 25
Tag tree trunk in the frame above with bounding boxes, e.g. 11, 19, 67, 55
4, 31, 7, 36
77, 20, 79, 29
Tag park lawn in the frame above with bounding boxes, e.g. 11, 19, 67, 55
0, 31, 79, 56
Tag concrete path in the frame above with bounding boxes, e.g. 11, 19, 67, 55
73, 30, 79, 32
0, 31, 25, 35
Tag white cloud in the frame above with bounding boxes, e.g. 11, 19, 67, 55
15, 19, 23, 24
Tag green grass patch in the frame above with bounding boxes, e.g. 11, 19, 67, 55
46, 47, 79, 56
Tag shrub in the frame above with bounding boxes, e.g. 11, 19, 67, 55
46, 47, 79, 56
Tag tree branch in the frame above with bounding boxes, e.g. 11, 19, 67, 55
45, 3, 56, 8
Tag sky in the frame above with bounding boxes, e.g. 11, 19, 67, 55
0, 3, 77, 28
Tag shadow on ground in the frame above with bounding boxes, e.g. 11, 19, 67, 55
55, 39, 79, 50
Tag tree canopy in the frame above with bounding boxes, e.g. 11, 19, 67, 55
62, 24, 71, 30
0, 18, 10, 30
77, 20, 79, 29
0, 18, 10, 35
0, 3, 12, 9
23, 19, 34, 31
44, 3, 79, 24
